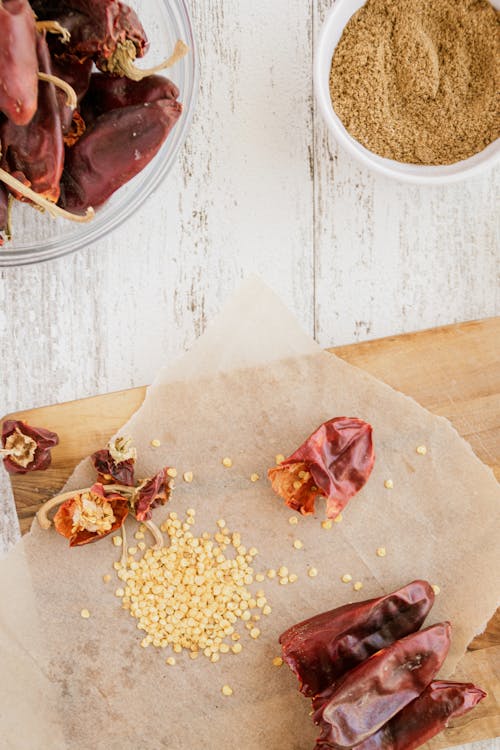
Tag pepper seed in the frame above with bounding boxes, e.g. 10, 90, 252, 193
384, 479, 394, 489
272, 656, 283, 667
151, 439, 161, 448
376, 547, 387, 557
416, 445, 428, 455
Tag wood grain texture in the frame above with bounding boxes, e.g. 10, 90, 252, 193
3, 320, 500, 749
0, 0, 498, 746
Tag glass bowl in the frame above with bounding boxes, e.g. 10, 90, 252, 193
0, 0, 198, 267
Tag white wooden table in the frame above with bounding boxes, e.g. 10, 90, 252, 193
0, 2, 498, 746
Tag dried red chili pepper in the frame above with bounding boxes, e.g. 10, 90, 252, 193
53, 482, 129, 547
59, 98, 183, 213
84, 73, 180, 121
1, 419, 59, 474
0, 0, 38, 126
316, 681, 486, 750
133, 467, 172, 522
1, 32, 64, 203
280, 580, 435, 697
50, 53, 93, 136
312, 622, 451, 748
91, 436, 136, 487
31, 0, 148, 69
268, 417, 375, 519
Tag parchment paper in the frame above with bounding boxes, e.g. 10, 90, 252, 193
1, 278, 499, 750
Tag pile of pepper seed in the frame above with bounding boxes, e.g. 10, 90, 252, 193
113, 510, 273, 661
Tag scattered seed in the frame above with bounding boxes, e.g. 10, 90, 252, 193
288, 516, 298, 525
262, 605, 272, 615
166, 467, 177, 478
384, 479, 394, 489
321, 520, 332, 530
187, 508, 196, 516
432, 584, 441, 595
289, 573, 298, 583
255, 573, 265, 582
151, 439, 161, 448
334, 513, 343, 524
353, 581, 363, 591
267, 568, 277, 579
250, 628, 261, 639
275, 454, 285, 465
341, 574, 352, 583
138, 541, 146, 551
272, 656, 283, 667
416, 445, 428, 455
128, 546, 137, 555
166, 657, 176, 666
217, 519, 226, 529
376, 547, 387, 557
250, 473, 260, 482
222, 685, 233, 696
190, 651, 199, 660
279, 577, 289, 585
293, 540, 304, 550
115, 588, 125, 597
80, 609, 90, 619
222, 457, 233, 468
278, 566, 289, 578
231, 643, 242, 654
112, 535, 123, 547
183, 471, 194, 483
308, 567, 318, 578
134, 531, 145, 540
102, 574, 111, 583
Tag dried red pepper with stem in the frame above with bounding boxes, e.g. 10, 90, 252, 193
59, 98, 183, 213
269, 417, 375, 519
313, 622, 451, 748
315, 681, 486, 750
0, 0, 38, 126
52, 482, 129, 547
1, 419, 59, 474
1, 32, 64, 203
91, 435, 136, 487
280, 580, 435, 697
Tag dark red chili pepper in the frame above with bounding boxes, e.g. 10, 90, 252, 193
50, 53, 93, 135
133, 467, 172, 522
30, 0, 148, 71
280, 580, 435, 697
316, 681, 486, 750
2, 419, 59, 474
0, 0, 38, 126
268, 417, 375, 519
312, 622, 451, 748
83, 73, 180, 124
91, 436, 136, 487
59, 98, 182, 212
1, 32, 64, 203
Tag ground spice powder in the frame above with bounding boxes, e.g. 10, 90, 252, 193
329, 0, 499, 165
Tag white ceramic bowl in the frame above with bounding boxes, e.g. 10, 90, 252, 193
314, 0, 500, 184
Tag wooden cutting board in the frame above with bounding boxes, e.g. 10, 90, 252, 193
4, 318, 500, 748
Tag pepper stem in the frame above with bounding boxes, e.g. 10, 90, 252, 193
38, 72, 77, 109
6, 194, 14, 241
144, 520, 164, 549
120, 523, 128, 567
0, 164, 94, 223
35, 20, 71, 44
36, 490, 78, 530
107, 39, 188, 81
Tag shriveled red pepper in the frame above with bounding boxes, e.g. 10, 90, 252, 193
53, 482, 129, 547
31, 0, 148, 70
317, 681, 486, 750
1, 32, 64, 203
0, 0, 38, 126
312, 622, 451, 748
50, 53, 93, 138
59, 98, 183, 213
133, 467, 172, 522
269, 417, 375, 519
84, 73, 180, 122
1, 419, 59, 474
91, 435, 136, 487
280, 580, 435, 697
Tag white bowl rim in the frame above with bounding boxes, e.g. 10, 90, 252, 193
313, 0, 500, 185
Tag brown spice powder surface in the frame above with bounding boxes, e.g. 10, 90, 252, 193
329, 0, 500, 165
